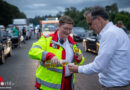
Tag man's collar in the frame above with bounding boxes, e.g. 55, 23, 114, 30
99, 22, 113, 36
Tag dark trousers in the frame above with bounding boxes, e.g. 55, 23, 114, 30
23, 35, 26, 43
101, 84, 130, 90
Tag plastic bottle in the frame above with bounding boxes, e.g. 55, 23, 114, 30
44, 60, 70, 68
74, 47, 79, 57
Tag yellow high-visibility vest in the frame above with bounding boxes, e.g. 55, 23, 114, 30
28, 30, 85, 90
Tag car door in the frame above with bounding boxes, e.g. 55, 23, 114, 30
0, 30, 3, 53
5, 32, 12, 55
1, 31, 10, 55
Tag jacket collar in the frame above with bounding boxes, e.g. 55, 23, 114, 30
52, 30, 76, 45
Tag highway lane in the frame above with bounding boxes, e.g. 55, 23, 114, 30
0, 36, 101, 90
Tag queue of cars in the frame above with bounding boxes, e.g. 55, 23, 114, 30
0, 24, 100, 64
70, 27, 100, 54
71, 27, 86, 42
0, 24, 34, 64
0, 26, 12, 64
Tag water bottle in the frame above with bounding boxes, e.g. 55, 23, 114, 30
44, 60, 70, 68
74, 47, 79, 57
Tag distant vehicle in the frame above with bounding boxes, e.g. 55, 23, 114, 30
8, 35, 21, 48
13, 18, 31, 40
128, 33, 130, 40
128, 34, 130, 38
6, 27, 12, 33
24, 25, 31, 40
71, 27, 86, 42
6, 28, 19, 47
0, 25, 4, 30
0, 30, 12, 64
7, 24, 13, 30
29, 23, 34, 31
40, 18, 59, 36
13, 19, 27, 25
83, 30, 99, 54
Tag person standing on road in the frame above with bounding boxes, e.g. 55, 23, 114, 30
116, 20, 127, 33
12, 26, 19, 37
22, 27, 26, 44
28, 16, 85, 90
68, 6, 130, 90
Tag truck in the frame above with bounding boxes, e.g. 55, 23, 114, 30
13, 19, 27, 25
40, 18, 59, 36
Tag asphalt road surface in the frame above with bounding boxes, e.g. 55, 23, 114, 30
0, 35, 101, 90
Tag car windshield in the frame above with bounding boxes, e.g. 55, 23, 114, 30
73, 27, 85, 33
43, 23, 58, 31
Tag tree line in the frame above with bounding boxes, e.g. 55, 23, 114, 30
0, 0, 26, 27
0, 1, 130, 31
30, 3, 130, 31
64, 3, 130, 30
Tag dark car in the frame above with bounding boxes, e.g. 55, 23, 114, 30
11, 36, 21, 48
83, 30, 99, 54
0, 30, 12, 64
7, 28, 21, 48
128, 33, 130, 39
72, 27, 86, 42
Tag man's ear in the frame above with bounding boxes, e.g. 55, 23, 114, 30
97, 16, 101, 20
97, 16, 103, 21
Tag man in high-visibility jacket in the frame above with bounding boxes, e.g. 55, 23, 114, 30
28, 16, 85, 90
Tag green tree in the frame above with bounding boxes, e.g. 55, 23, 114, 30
105, 3, 118, 22
0, 0, 26, 26
64, 7, 87, 29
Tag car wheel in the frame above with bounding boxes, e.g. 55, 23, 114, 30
0, 51, 5, 64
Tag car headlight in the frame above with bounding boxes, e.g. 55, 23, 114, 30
83, 39, 87, 42
96, 42, 99, 46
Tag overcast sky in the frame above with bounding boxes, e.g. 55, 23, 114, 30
4, 0, 130, 18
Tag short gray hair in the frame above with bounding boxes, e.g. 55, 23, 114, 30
84, 6, 109, 20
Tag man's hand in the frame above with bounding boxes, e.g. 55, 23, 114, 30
68, 64, 79, 73
50, 56, 60, 66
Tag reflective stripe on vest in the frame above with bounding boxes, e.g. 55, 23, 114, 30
32, 45, 42, 49
32, 45, 48, 61
41, 51, 48, 61
36, 78, 61, 89
40, 62, 63, 73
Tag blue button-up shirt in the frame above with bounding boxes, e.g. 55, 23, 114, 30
78, 22, 130, 87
